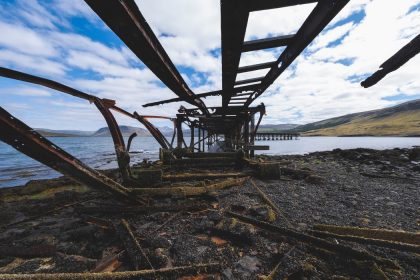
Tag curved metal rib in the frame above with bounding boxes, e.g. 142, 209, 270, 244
0, 67, 131, 182
0, 106, 135, 202
85, 0, 208, 113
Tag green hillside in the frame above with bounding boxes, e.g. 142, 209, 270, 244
297, 99, 420, 136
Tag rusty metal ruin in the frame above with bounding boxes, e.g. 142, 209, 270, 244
361, 33, 420, 88
0, 0, 351, 192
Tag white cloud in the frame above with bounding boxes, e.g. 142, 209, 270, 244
245, 3, 317, 40
0, 0, 419, 130
0, 21, 57, 56
7, 87, 52, 97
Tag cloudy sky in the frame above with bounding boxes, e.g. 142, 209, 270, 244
0, 0, 419, 130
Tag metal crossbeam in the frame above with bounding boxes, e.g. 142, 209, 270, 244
0, 107, 135, 202
242, 35, 295, 52
249, 0, 318, 11
235, 77, 264, 86
221, 0, 250, 107
142, 84, 258, 107
85, 0, 207, 112
361, 34, 420, 88
246, 0, 349, 106
238, 61, 276, 73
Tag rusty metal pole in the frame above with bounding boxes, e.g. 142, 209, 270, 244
176, 116, 183, 149
250, 114, 255, 157
93, 99, 131, 183
190, 124, 194, 152
0, 107, 136, 202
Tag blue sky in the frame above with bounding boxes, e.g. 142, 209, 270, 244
0, 0, 419, 130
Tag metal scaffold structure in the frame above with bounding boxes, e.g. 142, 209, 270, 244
5, 0, 418, 191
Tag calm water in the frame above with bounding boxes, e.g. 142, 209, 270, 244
0, 136, 419, 187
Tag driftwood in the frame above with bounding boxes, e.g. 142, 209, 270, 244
149, 211, 183, 235
262, 246, 296, 280
77, 203, 208, 215
313, 224, 420, 246
4, 197, 98, 229
360, 172, 420, 183
249, 179, 293, 228
82, 215, 113, 229
352, 260, 389, 280
309, 230, 420, 254
91, 251, 125, 273
0, 245, 56, 258
131, 177, 249, 197
113, 219, 153, 270
226, 211, 399, 269
167, 157, 239, 167
163, 172, 249, 182
0, 263, 220, 280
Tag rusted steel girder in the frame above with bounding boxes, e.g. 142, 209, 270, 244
221, 0, 249, 107
245, 0, 349, 106
109, 106, 171, 149
0, 67, 131, 183
0, 107, 135, 202
361, 34, 420, 88
142, 85, 258, 108
85, 0, 208, 113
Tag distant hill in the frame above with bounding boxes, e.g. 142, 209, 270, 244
296, 99, 420, 136
92, 125, 150, 137
257, 124, 299, 132
36, 129, 94, 137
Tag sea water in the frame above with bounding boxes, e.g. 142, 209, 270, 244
0, 136, 418, 187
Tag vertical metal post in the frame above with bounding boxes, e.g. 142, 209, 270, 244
244, 114, 249, 157
176, 117, 183, 149
190, 124, 194, 152
198, 126, 201, 152
201, 128, 205, 152
250, 114, 255, 157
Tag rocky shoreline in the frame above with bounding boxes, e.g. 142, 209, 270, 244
0, 148, 419, 279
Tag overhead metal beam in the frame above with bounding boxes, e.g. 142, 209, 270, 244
142, 84, 258, 107
249, 0, 318, 11
235, 77, 264, 86
221, 0, 250, 107
361, 34, 420, 88
238, 61, 276, 73
142, 90, 223, 107
246, 0, 349, 106
242, 35, 295, 52
0, 67, 131, 183
85, 0, 207, 112
0, 107, 135, 202
0, 67, 93, 101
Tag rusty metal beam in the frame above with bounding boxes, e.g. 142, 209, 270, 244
85, 0, 207, 113
242, 35, 295, 52
249, 0, 318, 11
142, 85, 258, 107
0, 107, 135, 202
235, 77, 264, 86
237, 61, 276, 73
0, 67, 93, 101
246, 0, 349, 106
0, 67, 131, 182
142, 90, 223, 108
361, 34, 420, 88
221, 0, 249, 107
109, 106, 171, 149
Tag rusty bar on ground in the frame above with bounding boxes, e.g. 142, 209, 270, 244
0, 263, 221, 280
